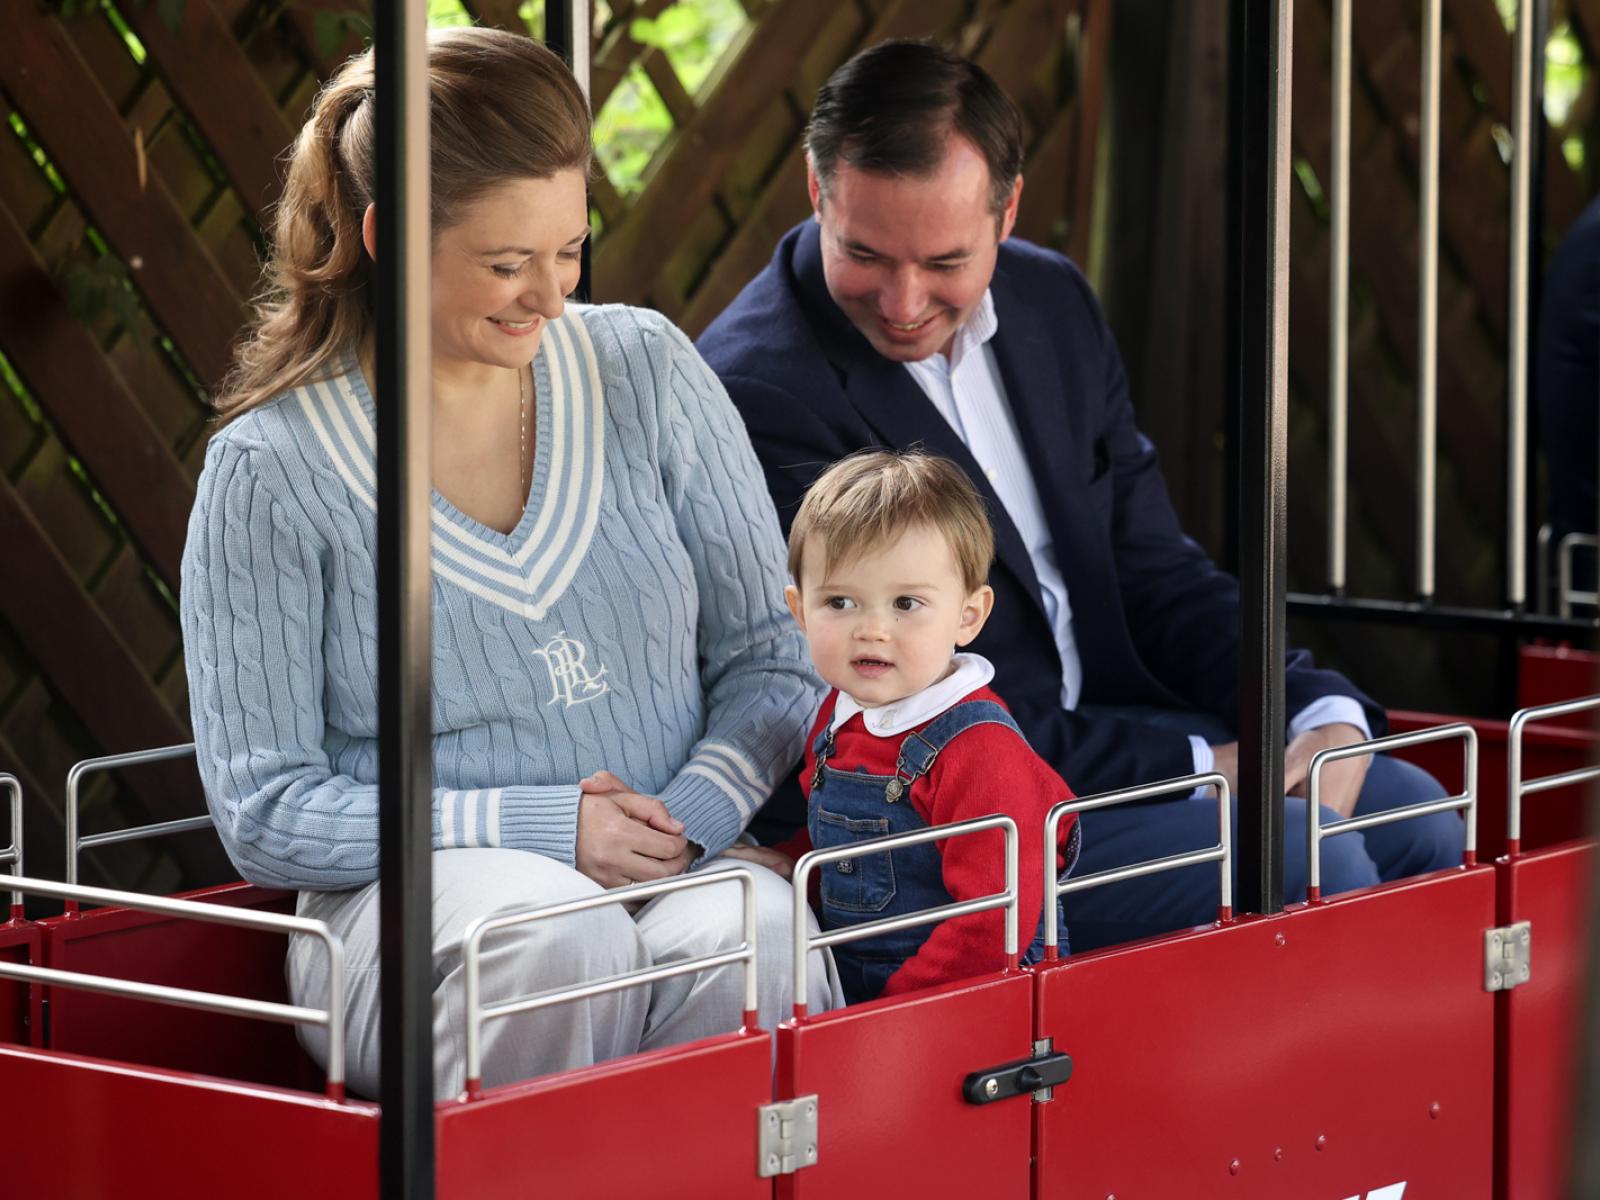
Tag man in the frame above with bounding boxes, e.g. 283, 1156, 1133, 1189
698, 39, 1463, 951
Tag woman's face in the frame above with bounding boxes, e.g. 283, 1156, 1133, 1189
428, 169, 589, 374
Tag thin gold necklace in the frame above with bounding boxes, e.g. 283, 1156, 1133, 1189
517, 362, 528, 498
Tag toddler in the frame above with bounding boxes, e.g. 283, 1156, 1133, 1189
786, 450, 1080, 1004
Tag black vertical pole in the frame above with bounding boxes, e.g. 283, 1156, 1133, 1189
544, 1, 593, 301
375, 2, 435, 1197
1227, 0, 1291, 916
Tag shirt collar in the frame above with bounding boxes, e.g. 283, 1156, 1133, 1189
830, 652, 996, 737
938, 289, 998, 372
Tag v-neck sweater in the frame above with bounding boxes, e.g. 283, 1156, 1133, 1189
181, 304, 820, 890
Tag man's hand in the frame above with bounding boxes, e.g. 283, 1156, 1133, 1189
1283, 723, 1370, 819
574, 771, 694, 888
721, 843, 795, 880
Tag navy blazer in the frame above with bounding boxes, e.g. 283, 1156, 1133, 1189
699, 220, 1382, 805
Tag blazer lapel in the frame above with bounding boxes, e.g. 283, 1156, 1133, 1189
986, 260, 1121, 687
793, 224, 1050, 616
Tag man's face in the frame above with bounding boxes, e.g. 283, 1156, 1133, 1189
809, 136, 1021, 363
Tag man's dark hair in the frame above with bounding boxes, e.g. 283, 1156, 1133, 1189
805, 39, 1023, 217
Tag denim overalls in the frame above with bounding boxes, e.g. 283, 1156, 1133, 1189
808, 698, 1082, 1004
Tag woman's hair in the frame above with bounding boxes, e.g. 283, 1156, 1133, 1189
788, 449, 995, 594
214, 27, 591, 421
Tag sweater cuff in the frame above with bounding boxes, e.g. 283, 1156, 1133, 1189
490, 785, 582, 867
659, 771, 747, 861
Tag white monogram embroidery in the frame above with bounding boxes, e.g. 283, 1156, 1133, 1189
532, 631, 611, 707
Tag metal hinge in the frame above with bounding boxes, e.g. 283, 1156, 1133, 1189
1484, 921, 1532, 992
963, 1037, 1074, 1105
757, 1094, 819, 1178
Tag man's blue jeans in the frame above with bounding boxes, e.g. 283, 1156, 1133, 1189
1062, 707, 1466, 953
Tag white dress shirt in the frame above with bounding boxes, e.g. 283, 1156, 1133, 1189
902, 290, 1369, 776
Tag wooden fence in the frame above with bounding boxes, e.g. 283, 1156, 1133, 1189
0, 0, 1107, 894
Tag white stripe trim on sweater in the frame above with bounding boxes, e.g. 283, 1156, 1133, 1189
700, 743, 767, 794
297, 313, 605, 621
440, 790, 457, 845
484, 789, 502, 848
524, 314, 607, 617
680, 761, 759, 819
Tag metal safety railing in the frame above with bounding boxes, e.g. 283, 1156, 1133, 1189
460, 866, 760, 1100
63, 743, 211, 914
1042, 773, 1233, 958
1508, 694, 1600, 854
789, 814, 1019, 1019
1, 773, 21, 921
0, 874, 348, 1100
1305, 723, 1479, 899
1316, 0, 1592, 633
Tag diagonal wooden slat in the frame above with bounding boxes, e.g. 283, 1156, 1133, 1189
640, 47, 697, 128
464, 0, 530, 33
281, 0, 370, 82
121, 0, 297, 222
0, 474, 225, 882
594, 0, 831, 299
0, 3, 245, 387
0, 202, 195, 593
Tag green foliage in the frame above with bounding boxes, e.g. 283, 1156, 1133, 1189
426, 0, 474, 29
54, 0, 181, 38
593, 66, 672, 198
312, 7, 372, 56
51, 256, 146, 343
595, 0, 746, 196
630, 0, 744, 95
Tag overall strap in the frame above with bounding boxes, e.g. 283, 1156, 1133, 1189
895, 699, 1022, 784
809, 723, 837, 791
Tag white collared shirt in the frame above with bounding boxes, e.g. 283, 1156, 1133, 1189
900, 291, 1368, 773
832, 653, 995, 736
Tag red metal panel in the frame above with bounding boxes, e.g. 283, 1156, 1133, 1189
775, 971, 1034, 1199
1517, 646, 1599, 722
40, 883, 325, 1091
1387, 711, 1595, 857
0, 1044, 378, 1199
1495, 841, 1596, 1200
1036, 868, 1497, 1199
0, 919, 42, 1047
436, 1030, 773, 1199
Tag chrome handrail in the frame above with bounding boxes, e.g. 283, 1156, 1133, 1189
0, 874, 347, 1099
1043, 772, 1232, 956
460, 867, 760, 1099
1, 774, 21, 919
1508, 694, 1600, 854
65, 743, 209, 904
790, 814, 1018, 1019
1557, 533, 1599, 618
1306, 724, 1478, 898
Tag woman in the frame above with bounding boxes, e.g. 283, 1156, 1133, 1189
180, 27, 837, 1099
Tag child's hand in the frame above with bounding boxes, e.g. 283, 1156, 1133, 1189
721, 843, 795, 880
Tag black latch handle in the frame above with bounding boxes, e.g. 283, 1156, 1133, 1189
963, 1050, 1073, 1104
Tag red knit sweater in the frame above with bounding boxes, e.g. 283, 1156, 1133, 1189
800, 685, 1077, 998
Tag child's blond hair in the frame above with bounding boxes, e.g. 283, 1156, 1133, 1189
788, 450, 995, 593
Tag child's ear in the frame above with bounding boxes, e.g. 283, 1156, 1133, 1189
784, 584, 806, 632
954, 585, 994, 646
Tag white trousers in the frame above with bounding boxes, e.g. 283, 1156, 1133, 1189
287, 848, 842, 1099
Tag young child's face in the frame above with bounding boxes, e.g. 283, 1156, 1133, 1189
786, 524, 994, 708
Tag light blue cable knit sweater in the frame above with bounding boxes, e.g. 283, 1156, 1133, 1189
181, 304, 821, 891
